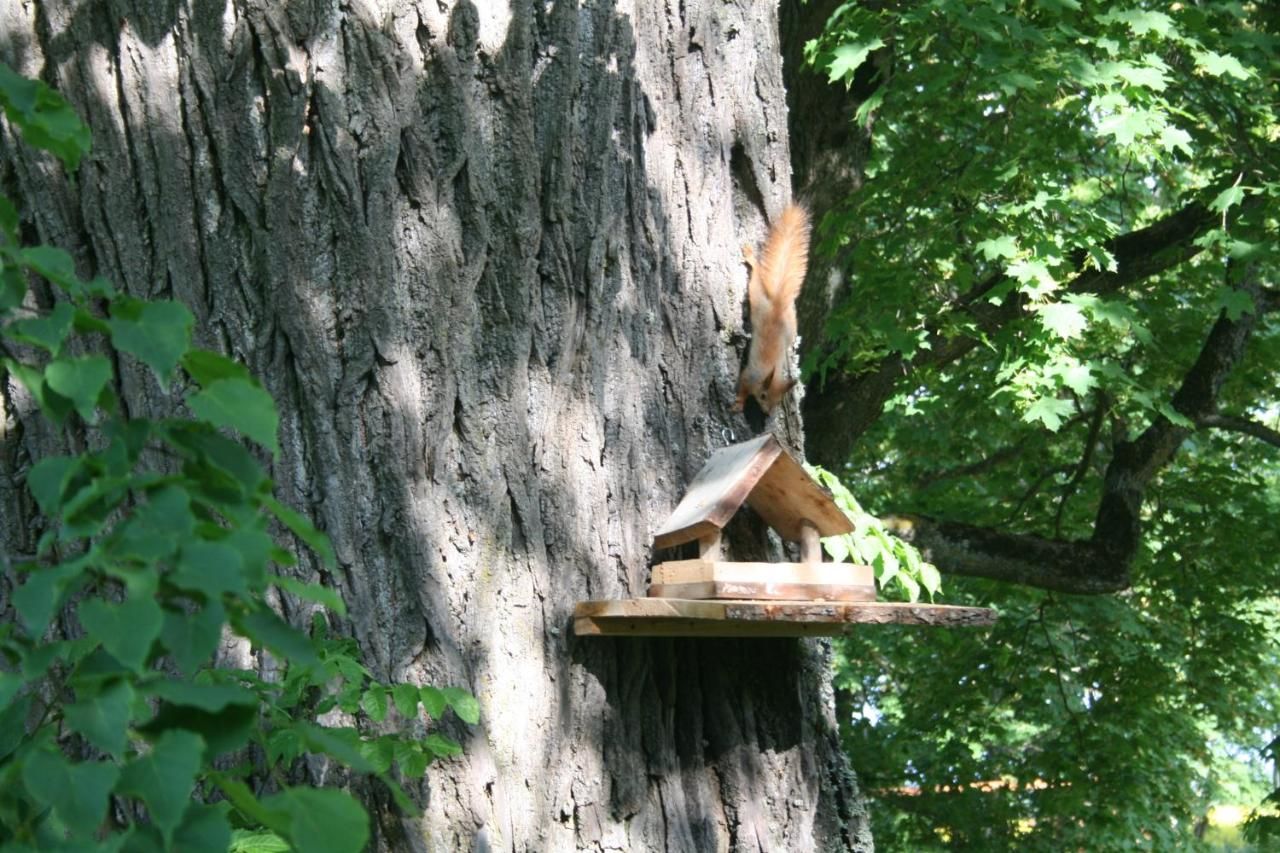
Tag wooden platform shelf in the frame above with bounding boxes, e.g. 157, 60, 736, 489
574, 598, 998, 638
574, 434, 997, 638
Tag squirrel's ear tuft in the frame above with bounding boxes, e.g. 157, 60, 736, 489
761, 368, 775, 388
783, 377, 798, 393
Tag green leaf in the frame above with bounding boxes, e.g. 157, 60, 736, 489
18, 245, 80, 291
423, 732, 463, 758
0, 695, 32, 760
13, 558, 87, 636
3, 358, 74, 423
0, 671, 20, 709
1098, 8, 1174, 37
211, 774, 291, 834
394, 740, 431, 779
160, 600, 226, 676
117, 730, 205, 845
140, 697, 256, 757
441, 687, 481, 725
361, 687, 389, 722
1024, 396, 1075, 431
1007, 258, 1057, 299
229, 829, 291, 853
171, 540, 247, 600
235, 608, 319, 665
21, 749, 120, 838
827, 38, 885, 84
64, 681, 134, 758
181, 349, 253, 386
0, 194, 17, 239
419, 686, 447, 719
26, 454, 79, 514
44, 355, 112, 421
1209, 185, 1245, 214
392, 683, 421, 719
262, 788, 370, 853
919, 561, 942, 598
273, 575, 347, 615
77, 596, 164, 671
1193, 49, 1251, 80
114, 485, 195, 564
144, 680, 257, 712
0, 62, 92, 170
294, 723, 377, 772
1034, 302, 1088, 340
173, 803, 234, 853
976, 235, 1019, 260
1157, 401, 1195, 429
0, 265, 27, 311
1212, 286, 1256, 321
1054, 360, 1097, 396
108, 298, 194, 388
4, 301, 74, 354
263, 494, 337, 569
186, 378, 279, 454
163, 422, 267, 503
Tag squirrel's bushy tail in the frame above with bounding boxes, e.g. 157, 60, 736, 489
758, 203, 811, 305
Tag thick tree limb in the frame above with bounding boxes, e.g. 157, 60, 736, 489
884, 276, 1264, 594
1198, 413, 1280, 449
804, 200, 1217, 466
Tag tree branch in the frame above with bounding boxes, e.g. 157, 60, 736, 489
1198, 413, 1280, 449
804, 200, 1218, 466
882, 275, 1265, 594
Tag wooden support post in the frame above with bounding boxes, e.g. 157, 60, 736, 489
798, 519, 821, 564
698, 531, 721, 560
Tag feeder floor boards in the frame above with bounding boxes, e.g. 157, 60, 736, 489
574, 598, 997, 638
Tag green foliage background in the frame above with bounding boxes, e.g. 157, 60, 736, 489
809, 1, 1279, 849
0, 68, 476, 852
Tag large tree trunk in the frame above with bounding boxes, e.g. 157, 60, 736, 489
0, 1, 871, 850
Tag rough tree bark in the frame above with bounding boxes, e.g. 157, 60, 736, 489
0, 0, 874, 850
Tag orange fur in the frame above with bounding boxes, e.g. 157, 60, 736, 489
733, 203, 811, 414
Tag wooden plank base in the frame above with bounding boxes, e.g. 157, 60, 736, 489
574, 598, 997, 637
652, 560, 874, 586
648, 580, 876, 602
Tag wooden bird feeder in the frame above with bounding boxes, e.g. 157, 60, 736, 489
574, 434, 996, 637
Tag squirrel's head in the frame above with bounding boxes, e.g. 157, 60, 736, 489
755, 369, 798, 413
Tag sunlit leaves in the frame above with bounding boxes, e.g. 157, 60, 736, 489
808, 464, 941, 602
1033, 302, 1088, 340
827, 38, 884, 84
809, 2, 1279, 846
1210, 184, 1247, 213
1194, 49, 1251, 80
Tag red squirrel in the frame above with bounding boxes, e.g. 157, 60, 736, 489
733, 202, 811, 414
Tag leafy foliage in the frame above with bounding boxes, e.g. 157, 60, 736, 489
809, 464, 941, 601
0, 65, 476, 851
807, 1, 1279, 849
